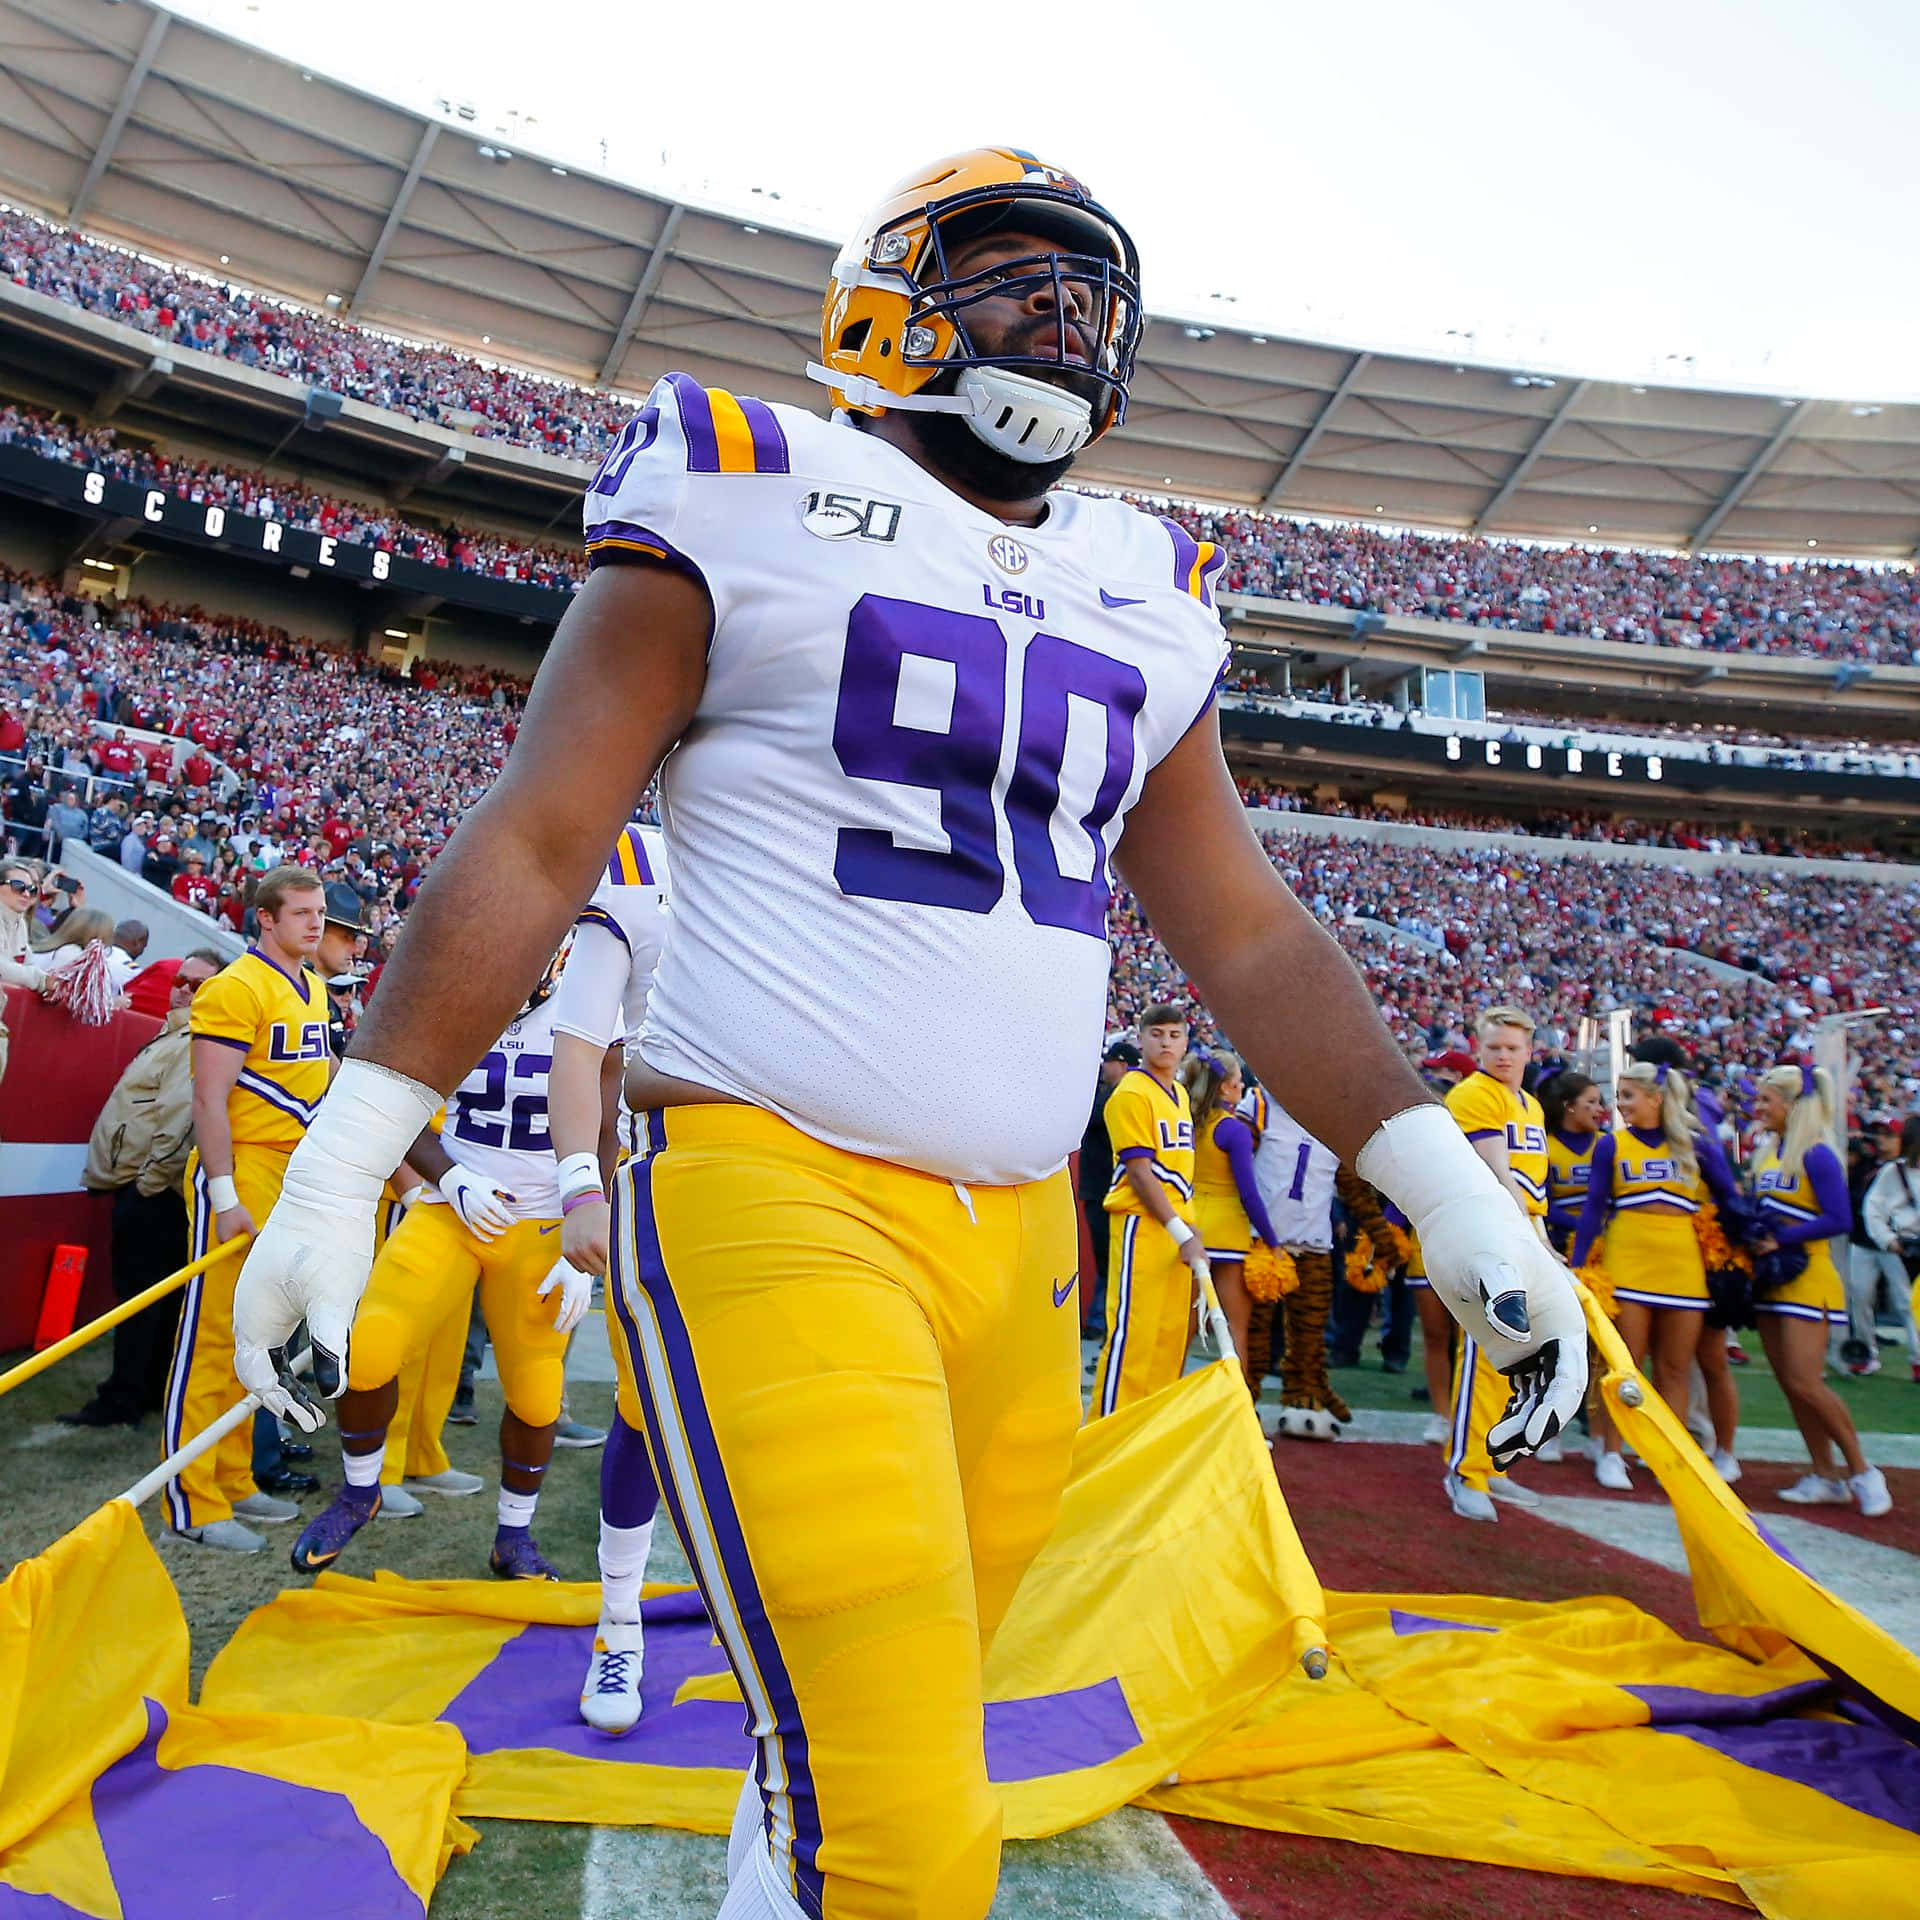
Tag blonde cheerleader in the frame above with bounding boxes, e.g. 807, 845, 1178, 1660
1179, 1049, 1280, 1395
1571, 1062, 1741, 1482
1749, 1065, 1891, 1516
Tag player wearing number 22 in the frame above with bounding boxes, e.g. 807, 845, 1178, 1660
288, 956, 592, 1580
233, 146, 1587, 1920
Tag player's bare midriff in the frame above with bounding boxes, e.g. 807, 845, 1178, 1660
622, 1062, 746, 1113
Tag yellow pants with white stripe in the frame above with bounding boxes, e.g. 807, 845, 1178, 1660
1089, 1210, 1197, 1420
165, 1144, 290, 1532
347, 1204, 568, 1429
1445, 1333, 1513, 1494
608, 1104, 1080, 1920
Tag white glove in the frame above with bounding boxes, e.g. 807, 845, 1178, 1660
439, 1163, 517, 1241
232, 1059, 441, 1430
537, 1255, 593, 1335
1357, 1104, 1588, 1468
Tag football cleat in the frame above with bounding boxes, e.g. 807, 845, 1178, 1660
579, 1617, 646, 1735
489, 1530, 560, 1581
290, 1486, 380, 1574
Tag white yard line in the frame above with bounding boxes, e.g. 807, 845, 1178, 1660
580, 1805, 1234, 1919
1528, 1491, 1920, 1652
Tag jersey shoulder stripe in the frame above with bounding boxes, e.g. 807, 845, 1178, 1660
1158, 518, 1227, 609
576, 902, 629, 950
606, 823, 656, 886
662, 372, 791, 476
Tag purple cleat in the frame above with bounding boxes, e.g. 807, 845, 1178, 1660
290, 1485, 380, 1575
489, 1527, 559, 1581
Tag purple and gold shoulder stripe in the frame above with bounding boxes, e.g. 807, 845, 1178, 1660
607, 824, 656, 887
1159, 519, 1228, 609
662, 373, 790, 476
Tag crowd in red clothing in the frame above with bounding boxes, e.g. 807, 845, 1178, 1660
6, 204, 1919, 668
1108, 834, 1920, 1125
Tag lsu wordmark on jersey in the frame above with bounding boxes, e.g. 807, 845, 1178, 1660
583, 369, 1228, 1187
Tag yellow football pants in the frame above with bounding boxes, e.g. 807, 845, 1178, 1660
609, 1104, 1080, 1920
1445, 1332, 1514, 1493
347, 1205, 568, 1430
1089, 1211, 1197, 1420
370, 1187, 462, 1483
164, 1145, 289, 1532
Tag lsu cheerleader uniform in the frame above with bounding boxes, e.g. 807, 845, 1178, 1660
1192, 1102, 1280, 1262
1092, 1069, 1199, 1417
1442, 1071, 1549, 1497
1570, 1127, 1736, 1310
1545, 1129, 1598, 1261
1751, 1141, 1850, 1327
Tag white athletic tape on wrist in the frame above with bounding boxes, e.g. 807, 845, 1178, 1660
1165, 1216, 1196, 1250
556, 1151, 603, 1204
1354, 1103, 1507, 1233
281, 1057, 442, 1211
206, 1174, 240, 1213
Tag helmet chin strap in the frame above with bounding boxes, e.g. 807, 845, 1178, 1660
806, 362, 1094, 466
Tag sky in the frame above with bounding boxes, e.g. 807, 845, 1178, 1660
166, 0, 1920, 399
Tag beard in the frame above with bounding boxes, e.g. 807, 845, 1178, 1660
899, 353, 1107, 505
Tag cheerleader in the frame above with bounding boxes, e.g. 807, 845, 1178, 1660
1571, 1062, 1742, 1482
1180, 1049, 1280, 1396
1749, 1065, 1892, 1516
1541, 1071, 1608, 1260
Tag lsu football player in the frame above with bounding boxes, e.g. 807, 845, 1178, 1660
547, 817, 672, 1733
233, 148, 1586, 1920
288, 950, 592, 1579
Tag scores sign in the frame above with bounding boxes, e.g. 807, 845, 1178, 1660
0, 443, 570, 623
1444, 734, 1663, 781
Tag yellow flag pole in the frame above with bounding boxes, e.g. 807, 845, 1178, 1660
0, 1238, 250, 1401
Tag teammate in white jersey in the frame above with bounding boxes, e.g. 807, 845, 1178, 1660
289, 961, 592, 1580
548, 818, 671, 1733
234, 147, 1585, 1920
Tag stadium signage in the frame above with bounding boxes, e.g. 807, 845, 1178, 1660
1221, 703, 1920, 804
0, 444, 573, 625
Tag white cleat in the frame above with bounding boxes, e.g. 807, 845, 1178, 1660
580, 1617, 645, 1735
376, 1484, 424, 1518
1594, 1450, 1634, 1492
1710, 1449, 1742, 1486
405, 1469, 486, 1497
1485, 1474, 1541, 1511
1421, 1414, 1449, 1446
1850, 1467, 1893, 1518
1778, 1474, 1851, 1506
1444, 1471, 1497, 1523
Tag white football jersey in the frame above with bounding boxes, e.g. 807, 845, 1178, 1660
584, 373, 1229, 1184
1249, 1096, 1338, 1251
550, 821, 672, 1050
418, 995, 564, 1221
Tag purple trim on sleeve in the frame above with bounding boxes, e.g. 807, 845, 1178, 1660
574, 904, 630, 952
1115, 1145, 1153, 1163
663, 373, 721, 472
1774, 1143, 1851, 1248
1570, 1131, 1618, 1270
1695, 1127, 1739, 1212
1215, 1115, 1279, 1245
192, 1031, 250, 1052
1462, 1127, 1503, 1143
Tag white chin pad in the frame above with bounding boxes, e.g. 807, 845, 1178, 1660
954, 367, 1093, 464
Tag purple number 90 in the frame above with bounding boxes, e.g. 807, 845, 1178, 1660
831, 595, 1145, 937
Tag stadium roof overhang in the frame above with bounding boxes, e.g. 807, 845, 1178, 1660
3, 0, 1920, 561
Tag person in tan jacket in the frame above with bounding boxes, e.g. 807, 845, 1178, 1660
58, 951, 223, 1428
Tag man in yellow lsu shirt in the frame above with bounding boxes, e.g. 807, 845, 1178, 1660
1441, 1005, 1553, 1523
1090, 1002, 1207, 1419
163, 865, 332, 1551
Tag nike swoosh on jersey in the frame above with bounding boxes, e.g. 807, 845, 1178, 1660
1098, 589, 1146, 608
1052, 1277, 1077, 1307
537, 1223, 560, 1235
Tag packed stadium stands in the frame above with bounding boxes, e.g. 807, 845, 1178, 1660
7, 202, 1920, 667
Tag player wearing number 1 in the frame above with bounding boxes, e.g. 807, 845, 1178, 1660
288, 954, 591, 1579
233, 147, 1587, 1920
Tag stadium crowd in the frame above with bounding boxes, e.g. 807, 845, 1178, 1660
0, 405, 580, 591
6, 204, 1920, 666
1109, 834, 1920, 1126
